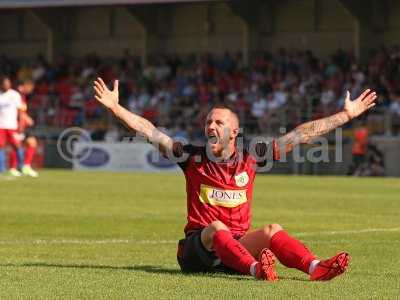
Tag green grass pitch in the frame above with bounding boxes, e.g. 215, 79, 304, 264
0, 171, 399, 299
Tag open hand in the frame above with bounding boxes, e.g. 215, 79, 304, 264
344, 89, 377, 120
93, 77, 119, 110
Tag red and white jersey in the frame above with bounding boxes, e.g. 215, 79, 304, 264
0, 89, 22, 130
176, 142, 279, 237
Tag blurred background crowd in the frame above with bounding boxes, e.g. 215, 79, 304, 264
2, 45, 400, 142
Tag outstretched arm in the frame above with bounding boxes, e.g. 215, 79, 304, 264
93, 77, 173, 155
277, 89, 377, 153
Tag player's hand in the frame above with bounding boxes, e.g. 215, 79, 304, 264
344, 89, 377, 120
25, 115, 34, 127
93, 77, 119, 111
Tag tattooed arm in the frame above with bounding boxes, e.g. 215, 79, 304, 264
277, 89, 377, 154
93, 77, 173, 155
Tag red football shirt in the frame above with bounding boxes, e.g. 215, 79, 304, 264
177, 142, 279, 237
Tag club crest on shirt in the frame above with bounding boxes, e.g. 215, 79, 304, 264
234, 171, 249, 187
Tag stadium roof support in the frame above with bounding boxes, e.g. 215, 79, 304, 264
124, 5, 160, 65
29, 8, 69, 63
338, 0, 389, 62
229, 0, 268, 66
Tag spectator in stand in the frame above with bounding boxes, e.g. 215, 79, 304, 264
251, 93, 267, 133
1, 46, 400, 139
349, 123, 369, 176
389, 91, 400, 135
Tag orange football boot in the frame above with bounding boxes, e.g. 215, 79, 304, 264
310, 252, 350, 281
255, 248, 279, 281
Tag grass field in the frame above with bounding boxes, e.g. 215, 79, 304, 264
0, 171, 399, 299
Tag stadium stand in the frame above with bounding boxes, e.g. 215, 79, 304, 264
1, 0, 400, 175
2, 46, 399, 140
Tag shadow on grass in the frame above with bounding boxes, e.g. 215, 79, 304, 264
0, 262, 308, 281
278, 276, 309, 282
1, 262, 180, 275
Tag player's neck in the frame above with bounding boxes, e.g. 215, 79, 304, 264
219, 144, 236, 160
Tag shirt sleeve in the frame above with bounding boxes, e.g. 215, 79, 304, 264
14, 91, 23, 109
172, 142, 202, 172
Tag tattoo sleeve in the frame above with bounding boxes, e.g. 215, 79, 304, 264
111, 105, 173, 154
277, 111, 350, 154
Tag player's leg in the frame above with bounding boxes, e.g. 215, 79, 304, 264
239, 223, 283, 257
8, 148, 17, 169
0, 149, 4, 173
200, 220, 276, 280
240, 223, 316, 274
240, 223, 350, 281
0, 129, 6, 173
8, 132, 24, 170
8, 148, 23, 177
7, 130, 23, 176
22, 136, 39, 177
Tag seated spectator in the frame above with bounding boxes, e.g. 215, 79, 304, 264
1, 45, 399, 140
389, 91, 400, 135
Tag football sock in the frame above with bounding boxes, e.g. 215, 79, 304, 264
250, 262, 259, 277
0, 149, 5, 172
9, 149, 17, 169
213, 230, 256, 275
24, 145, 36, 166
309, 259, 320, 274
16, 148, 24, 169
269, 230, 316, 274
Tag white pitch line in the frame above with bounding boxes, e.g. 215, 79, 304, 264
294, 227, 400, 237
0, 175, 18, 181
0, 227, 398, 245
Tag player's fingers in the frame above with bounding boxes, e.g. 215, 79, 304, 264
113, 80, 119, 92
345, 91, 351, 103
359, 89, 371, 101
97, 77, 107, 90
364, 92, 377, 105
94, 81, 104, 93
94, 95, 103, 102
367, 103, 376, 110
94, 86, 103, 96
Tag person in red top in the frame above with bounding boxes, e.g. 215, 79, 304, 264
350, 123, 369, 174
93, 78, 377, 281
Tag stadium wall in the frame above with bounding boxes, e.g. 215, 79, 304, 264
382, 0, 400, 45
260, 0, 355, 58
69, 7, 144, 57
0, 10, 47, 58
1, 0, 400, 61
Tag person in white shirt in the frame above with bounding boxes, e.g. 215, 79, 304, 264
0, 75, 25, 177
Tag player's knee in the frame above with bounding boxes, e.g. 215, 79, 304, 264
263, 223, 283, 239
26, 137, 37, 147
201, 221, 229, 251
205, 220, 229, 240
209, 220, 229, 233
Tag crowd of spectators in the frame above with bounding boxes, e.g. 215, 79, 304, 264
2, 45, 400, 141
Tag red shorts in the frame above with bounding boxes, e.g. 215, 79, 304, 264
0, 129, 20, 147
